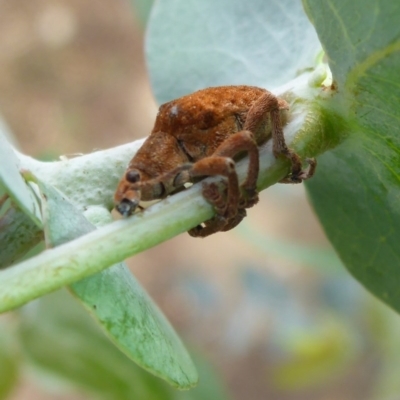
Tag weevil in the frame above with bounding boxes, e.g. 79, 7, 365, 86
114, 85, 316, 237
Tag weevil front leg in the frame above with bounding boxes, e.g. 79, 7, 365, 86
117, 155, 243, 238
130, 155, 241, 238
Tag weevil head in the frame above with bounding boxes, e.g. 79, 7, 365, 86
114, 169, 142, 217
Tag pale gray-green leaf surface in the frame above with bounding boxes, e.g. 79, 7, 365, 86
0, 129, 42, 228
146, 0, 321, 103
38, 180, 198, 388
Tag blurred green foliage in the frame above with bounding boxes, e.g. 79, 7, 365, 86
15, 289, 227, 400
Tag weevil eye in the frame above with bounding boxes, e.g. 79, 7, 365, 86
126, 170, 140, 183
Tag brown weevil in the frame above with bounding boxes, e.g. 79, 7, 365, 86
114, 85, 316, 237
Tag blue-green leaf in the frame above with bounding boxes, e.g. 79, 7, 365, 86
0, 128, 42, 227
146, 0, 321, 103
38, 180, 198, 389
0, 324, 19, 399
19, 290, 180, 400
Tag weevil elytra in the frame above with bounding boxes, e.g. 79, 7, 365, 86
114, 85, 316, 237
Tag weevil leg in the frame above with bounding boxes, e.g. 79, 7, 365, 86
186, 157, 241, 237
221, 208, 247, 232
189, 156, 240, 218
189, 203, 247, 238
212, 130, 260, 208
187, 127, 265, 237
188, 214, 227, 238
244, 91, 316, 183
279, 157, 317, 183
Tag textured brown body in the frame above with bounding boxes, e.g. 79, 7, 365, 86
114, 85, 315, 237
132, 86, 280, 179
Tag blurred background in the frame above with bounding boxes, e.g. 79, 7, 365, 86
1, 1, 400, 399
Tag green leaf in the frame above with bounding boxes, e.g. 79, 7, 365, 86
38, 180, 198, 388
366, 300, 400, 400
0, 130, 42, 228
175, 354, 229, 400
302, 0, 400, 92
146, 0, 321, 103
20, 290, 229, 400
19, 290, 182, 400
303, 0, 400, 310
0, 205, 43, 269
72, 267, 198, 389
0, 324, 19, 399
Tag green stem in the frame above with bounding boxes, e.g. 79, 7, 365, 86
0, 145, 288, 313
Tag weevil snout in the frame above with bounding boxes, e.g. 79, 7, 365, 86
116, 197, 140, 217
114, 185, 141, 216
